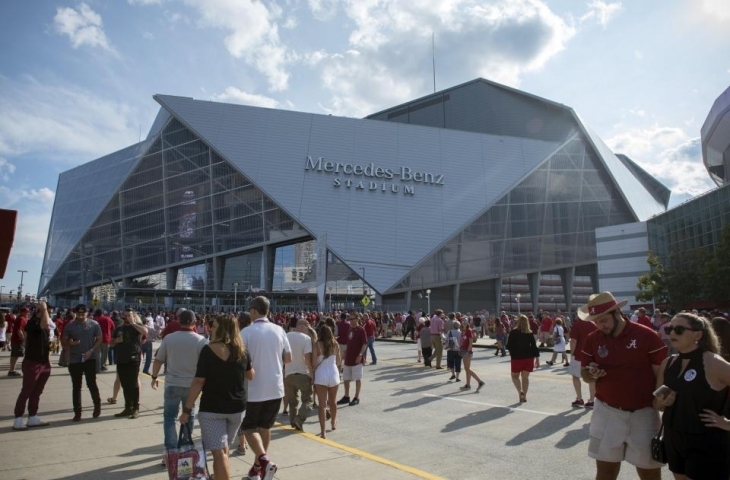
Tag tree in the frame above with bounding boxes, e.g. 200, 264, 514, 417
665, 248, 709, 310
636, 251, 669, 304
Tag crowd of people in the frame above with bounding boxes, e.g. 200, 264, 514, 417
3, 294, 730, 480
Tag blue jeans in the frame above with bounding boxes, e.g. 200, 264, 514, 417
366, 337, 377, 363
164, 385, 194, 451
142, 342, 153, 373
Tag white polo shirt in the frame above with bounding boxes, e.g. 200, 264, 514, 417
241, 319, 291, 402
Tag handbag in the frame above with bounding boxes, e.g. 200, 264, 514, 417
165, 423, 210, 480
650, 422, 667, 464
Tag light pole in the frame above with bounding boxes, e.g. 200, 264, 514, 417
17, 270, 27, 301
360, 267, 366, 295
233, 282, 239, 311
425, 289, 431, 316
0, 286, 4, 302
516, 293, 521, 315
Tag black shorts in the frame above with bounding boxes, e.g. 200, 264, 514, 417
664, 428, 730, 480
241, 398, 281, 430
10, 343, 24, 357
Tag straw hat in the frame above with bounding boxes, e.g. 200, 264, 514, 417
577, 292, 628, 322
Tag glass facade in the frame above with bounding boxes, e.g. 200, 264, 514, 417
42, 118, 307, 296
397, 135, 634, 289
648, 183, 730, 261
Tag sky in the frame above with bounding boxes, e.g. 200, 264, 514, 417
0, 0, 729, 298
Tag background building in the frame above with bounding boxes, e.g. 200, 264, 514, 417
39, 79, 669, 313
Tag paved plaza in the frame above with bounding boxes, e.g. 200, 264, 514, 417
0, 340, 670, 480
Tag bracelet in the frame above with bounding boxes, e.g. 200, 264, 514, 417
151, 375, 158, 380
182, 406, 192, 414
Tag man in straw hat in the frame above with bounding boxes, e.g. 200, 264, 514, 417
578, 292, 667, 480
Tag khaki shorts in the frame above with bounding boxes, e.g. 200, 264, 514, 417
342, 364, 363, 382
588, 399, 662, 469
568, 359, 582, 378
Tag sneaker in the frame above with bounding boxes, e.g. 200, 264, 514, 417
449, 374, 456, 380
349, 398, 360, 406
72, 412, 82, 422
455, 378, 461, 382
93, 403, 101, 418
114, 408, 132, 418
571, 399, 585, 407
460, 385, 471, 390
325, 409, 331, 420
129, 409, 140, 419
12, 417, 27, 431
26, 416, 50, 428
584, 401, 595, 409
336, 396, 350, 405
259, 455, 278, 480
476, 381, 485, 393
246, 464, 262, 480
100, 366, 108, 372
292, 417, 303, 431
7, 371, 21, 377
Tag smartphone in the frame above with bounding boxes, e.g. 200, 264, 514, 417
653, 385, 672, 398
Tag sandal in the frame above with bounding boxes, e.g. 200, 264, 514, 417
107, 397, 117, 404
519, 392, 527, 403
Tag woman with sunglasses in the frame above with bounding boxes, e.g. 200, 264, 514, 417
653, 313, 730, 480
179, 314, 254, 480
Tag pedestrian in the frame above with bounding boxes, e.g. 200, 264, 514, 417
403, 311, 416, 341
579, 292, 667, 480
285, 318, 314, 431
446, 321, 462, 382
314, 324, 341, 438
112, 308, 147, 419
429, 309, 445, 369
545, 318, 568, 366
335, 312, 350, 370
180, 314, 254, 480
419, 319, 432, 367
506, 314, 539, 403
459, 321, 485, 392
655, 313, 730, 479
0, 312, 7, 351
240, 296, 292, 480
363, 313, 377, 365
337, 313, 368, 406
93, 309, 115, 372
494, 313, 508, 357
567, 311, 597, 408
12, 301, 52, 430
150, 310, 208, 466
62, 304, 103, 421
8, 306, 29, 376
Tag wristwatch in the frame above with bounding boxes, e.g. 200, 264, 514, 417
182, 406, 192, 414
151, 375, 158, 380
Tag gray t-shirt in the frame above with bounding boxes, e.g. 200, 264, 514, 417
63, 319, 102, 364
155, 330, 208, 388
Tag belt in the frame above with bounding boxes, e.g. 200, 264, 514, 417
601, 400, 638, 413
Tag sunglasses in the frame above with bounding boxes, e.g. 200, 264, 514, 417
665, 325, 701, 335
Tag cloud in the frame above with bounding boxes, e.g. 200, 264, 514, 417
21, 188, 55, 206
129, 0, 164, 5
308, 0, 339, 21
606, 127, 715, 197
700, 0, 730, 21
0, 184, 55, 259
311, 0, 575, 116
580, 0, 622, 27
211, 87, 280, 108
0, 75, 142, 161
184, 0, 291, 91
0, 158, 15, 182
54, 3, 113, 51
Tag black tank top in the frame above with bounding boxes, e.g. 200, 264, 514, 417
663, 348, 729, 434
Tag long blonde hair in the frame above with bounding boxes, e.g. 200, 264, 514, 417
211, 314, 247, 362
516, 315, 531, 334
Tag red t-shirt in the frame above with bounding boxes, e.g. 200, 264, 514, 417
95, 315, 116, 344
460, 328, 474, 352
581, 321, 667, 410
161, 320, 182, 338
336, 321, 350, 345
539, 317, 553, 332
569, 319, 597, 363
364, 319, 376, 338
11, 315, 27, 344
344, 325, 367, 366
5, 313, 14, 335
637, 314, 653, 330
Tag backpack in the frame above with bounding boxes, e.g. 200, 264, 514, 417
447, 331, 458, 350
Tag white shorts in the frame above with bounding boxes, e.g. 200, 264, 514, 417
568, 359, 582, 378
342, 364, 363, 382
588, 399, 662, 469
